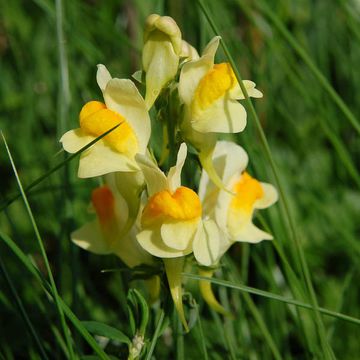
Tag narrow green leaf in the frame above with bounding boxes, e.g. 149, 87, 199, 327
0, 254, 49, 360
82, 321, 131, 345
1, 132, 75, 359
0, 123, 122, 212
0, 230, 110, 360
196, 2, 335, 358
183, 272, 360, 326
145, 310, 165, 360
255, 0, 360, 137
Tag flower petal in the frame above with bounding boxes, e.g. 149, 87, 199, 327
178, 36, 220, 106
60, 129, 94, 153
103, 78, 151, 154
210, 141, 249, 185
193, 219, 221, 266
215, 186, 233, 233
160, 220, 197, 251
136, 154, 168, 196
255, 183, 278, 209
71, 220, 110, 254
137, 227, 188, 258
192, 95, 247, 133
96, 64, 112, 92
143, 37, 179, 109
113, 231, 153, 268
167, 142, 187, 192
78, 141, 139, 178
230, 80, 263, 100
202, 36, 221, 59
234, 222, 273, 243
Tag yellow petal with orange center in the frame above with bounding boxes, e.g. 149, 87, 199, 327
91, 185, 118, 246
79, 101, 138, 157
192, 63, 236, 111
230, 172, 264, 214
142, 186, 201, 226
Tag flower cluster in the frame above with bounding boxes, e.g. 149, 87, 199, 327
60, 14, 278, 331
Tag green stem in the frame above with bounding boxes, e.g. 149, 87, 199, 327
196, 1, 335, 357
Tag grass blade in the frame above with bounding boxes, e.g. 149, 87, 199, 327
0, 229, 110, 360
1, 132, 75, 359
183, 273, 360, 326
145, 309, 165, 360
0, 253, 49, 360
255, 0, 360, 137
0, 123, 122, 212
196, 1, 335, 357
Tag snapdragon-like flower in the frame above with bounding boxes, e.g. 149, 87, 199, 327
142, 14, 182, 109
197, 141, 278, 266
136, 143, 202, 331
178, 36, 262, 190
71, 173, 153, 268
136, 143, 201, 258
60, 65, 150, 178
179, 36, 262, 135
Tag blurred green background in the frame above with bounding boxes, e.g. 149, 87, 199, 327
0, 0, 359, 359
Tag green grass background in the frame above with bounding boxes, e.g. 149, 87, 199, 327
0, 0, 359, 359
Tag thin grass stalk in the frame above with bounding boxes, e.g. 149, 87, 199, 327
196, 1, 335, 357
223, 257, 283, 360
183, 273, 360, 326
55, 0, 77, 353
0, 123, 122, 212
145, 309, 165, 360
194, 302, 209, 360
1, 133, 75, 359
0, 229, 110, 359
254, 1, 360, 137
0, 254, 49, 360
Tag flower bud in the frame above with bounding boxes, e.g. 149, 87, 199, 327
142, 14, 182, 109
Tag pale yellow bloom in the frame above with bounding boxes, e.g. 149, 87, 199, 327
71, 173, 153, 268
136, 143, 204, 332
60, 65, 150, 178
178, 36, 262, 135
178, 36, 262, 190
197, 141, 278, 266
142, 14, 182, 109
136, 143, 202, 258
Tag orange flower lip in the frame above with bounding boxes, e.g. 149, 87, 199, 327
91, 185, 116, 225
230, 172, 264, 213
79, 100, 138, 156
142, 186, 202, 225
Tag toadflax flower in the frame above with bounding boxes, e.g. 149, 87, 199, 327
196, 141, 278, 314
178, 36, 262, 190
136, 143, 202, 331
197, 141, 278, 264
142, 14, 182, 109
60, 65, 151, 178
71, 173, 153, 268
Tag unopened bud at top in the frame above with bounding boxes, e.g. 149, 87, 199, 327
142, 14, 182, 109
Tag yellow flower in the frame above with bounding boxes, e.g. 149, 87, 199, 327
136, 143, 203, 332
178, 36, 262, 191
197, 141, 278, 266
178, 36, 262, 135
142, 14, 182, 109
71, 173, 153, 268
136, 143, 201, 258
60, 64, 150, 178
